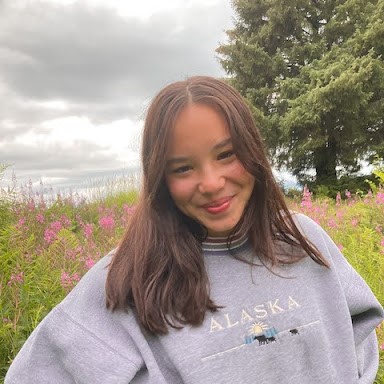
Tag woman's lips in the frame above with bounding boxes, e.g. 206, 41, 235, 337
203, 197, 232, 214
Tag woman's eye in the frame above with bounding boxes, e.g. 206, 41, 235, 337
173, 165, 192, 174
218, 150, 234, 160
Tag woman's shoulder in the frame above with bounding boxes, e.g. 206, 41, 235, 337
5, 250, 144, 384
288, 212, 343, 252
288, 211, 334, 249
286, 212, 361, 287
55, 249, 126, 327
288, 211, 319, 230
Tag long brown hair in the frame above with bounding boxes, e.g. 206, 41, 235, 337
105, 76, 329, 335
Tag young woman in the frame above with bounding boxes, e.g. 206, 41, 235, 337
6, 76, 383, 383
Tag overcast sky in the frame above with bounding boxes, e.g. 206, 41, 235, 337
0, 0, 236, 193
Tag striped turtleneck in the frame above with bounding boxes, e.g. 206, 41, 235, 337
201, 232, 248, 253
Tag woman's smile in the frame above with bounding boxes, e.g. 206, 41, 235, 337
202, 196, 232, 214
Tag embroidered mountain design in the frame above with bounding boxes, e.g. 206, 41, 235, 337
245, 323, 279, 346
201, 320, 320, 362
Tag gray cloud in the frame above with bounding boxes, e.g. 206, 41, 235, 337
0, 1, 232, 122
1, 141, 111, 171
0, 138, 139, 189
0, 0, 233, 191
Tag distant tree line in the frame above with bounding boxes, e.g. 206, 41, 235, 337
217, 0, 384, 190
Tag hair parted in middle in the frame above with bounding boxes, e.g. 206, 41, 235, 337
106, 76, 328, 335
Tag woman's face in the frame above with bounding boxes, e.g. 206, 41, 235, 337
165, 103, 255, 237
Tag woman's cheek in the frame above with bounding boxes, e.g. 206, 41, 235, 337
166, 177, 194, 203
230, 160, 251, 179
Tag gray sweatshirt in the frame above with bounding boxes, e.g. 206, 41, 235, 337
5, 214, 384, 383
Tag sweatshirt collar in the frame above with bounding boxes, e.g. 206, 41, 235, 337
201, 232, 248, 252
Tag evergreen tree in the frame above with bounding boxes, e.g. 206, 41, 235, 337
217, 0, 384, 184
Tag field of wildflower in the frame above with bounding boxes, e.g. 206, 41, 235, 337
0, 179, 383, 383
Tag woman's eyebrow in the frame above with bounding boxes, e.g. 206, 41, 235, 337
214, 138, 232, 150
166, 156, 189, 166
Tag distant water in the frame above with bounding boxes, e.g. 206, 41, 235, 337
1, 169, 142, 204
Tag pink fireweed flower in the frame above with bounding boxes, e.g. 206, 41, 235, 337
376, 192, 384, 204
380, 343, 384, 351
336, 192, 341, 206
65, 247, 82, 261
336, 210, 344, 219
380, 239, 384, 254
123, 204, 136, 215
85, 257, 95, 269
99, 215, 115, 231
345, 190, 351, 199
365, 190, 373, 199
328, 219, 337, 229
16, 218, 25, 230
60, 271, 80, 289
351, 218, 358, 227
363, 190, 373, 204
44, 228, 57, 244
27, 200, 35, 212
82, 223, 93, 239
36, 213, 45, 224
7, 272, 24, 286
43, 221, 63, 244
60, 272, 71, 289
337, 244, 344, 252
50, 221, 63, 233
60, 215, 71, 228
301, 185, 312, 209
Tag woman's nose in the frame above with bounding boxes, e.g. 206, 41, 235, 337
197, 167, 225, 195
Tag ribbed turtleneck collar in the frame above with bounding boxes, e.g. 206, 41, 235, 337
201, 232, 248, 253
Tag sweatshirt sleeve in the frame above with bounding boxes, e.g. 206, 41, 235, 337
320, 226, 383, 382
296, 213, 384, 383
355, 331, 380, 384
5, 306, 141, 384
